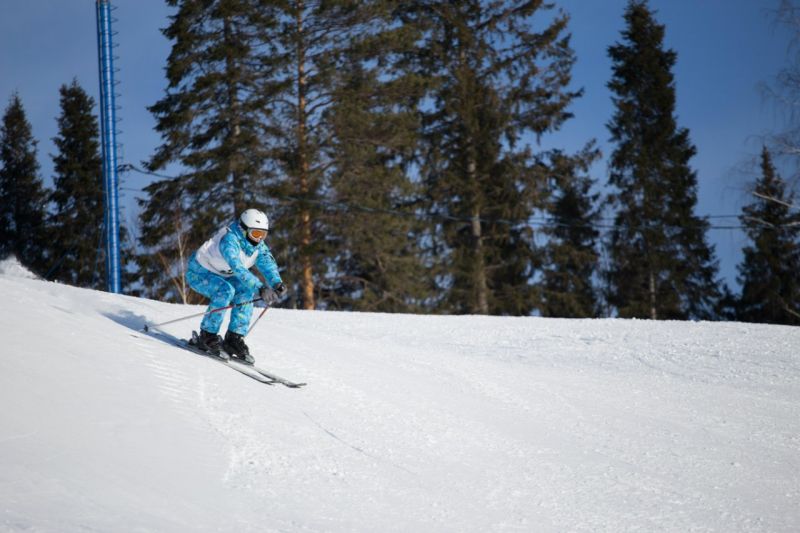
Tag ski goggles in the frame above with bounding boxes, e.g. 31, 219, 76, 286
247, 228, 268, 241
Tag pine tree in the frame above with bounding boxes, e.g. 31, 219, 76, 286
737, 147, 800, 325
323, 50, 428, 312
767, 1, 800, 161
605, 1, 720, 320
540, 147, 601, 318
141, 0, 389, 307
253, 0, 391, 310
48, 80, 105, 288
395, 0, 581, 315
139, 0, 275, 302
0, 93, 49, 274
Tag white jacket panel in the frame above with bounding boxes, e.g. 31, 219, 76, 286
195, 226, 258, 277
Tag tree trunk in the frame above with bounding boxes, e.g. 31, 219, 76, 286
224, 15, 244, 213
649, 270, 657, 320
468, 158, 489, 314
296, 2, 315, 310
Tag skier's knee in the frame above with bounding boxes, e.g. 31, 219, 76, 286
216, 282, 235, 302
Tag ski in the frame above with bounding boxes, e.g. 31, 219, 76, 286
248, 366, 306, 388
197, 332, 307, 388
137, 328, 306, 388
184, 334, 276, 385
137, 329, 275, 385
219, 346, 306, 388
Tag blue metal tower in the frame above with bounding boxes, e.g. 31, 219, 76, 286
95, 0, 122, 293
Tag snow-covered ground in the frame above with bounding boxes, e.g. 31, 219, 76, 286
1, 257, 799, 532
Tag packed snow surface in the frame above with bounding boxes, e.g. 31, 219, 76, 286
0, 256, 39, 280
1, 260, 799, 532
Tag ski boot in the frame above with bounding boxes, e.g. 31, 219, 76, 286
223, 331, 255, 365
192, 329, 228, 359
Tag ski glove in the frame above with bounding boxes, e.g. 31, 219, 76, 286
259, 282, 287, 304
259, 285, 277, 305
273, 282, 287, 298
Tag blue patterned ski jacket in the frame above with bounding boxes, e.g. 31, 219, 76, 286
195, 220, 282, 292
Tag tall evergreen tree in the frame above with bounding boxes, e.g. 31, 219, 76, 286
48, 80, 105, 289
139, 0, 275, 302
396, 0, 581, 315
540, 147, 601, 318
254, 0, 390, 310
140, 0, 386, 308
323, 49, 428, 312
0, 93, 49, 274
605, 1, 720, 320
737, 147, 800, 325
767, 1, 800, 164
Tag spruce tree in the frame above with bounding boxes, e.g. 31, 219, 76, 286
0, 93, 49, 274
141, 0, 386, 307
139, 0, 275, 302
605, 1, 721, 320
49, 80, 105, 289
323, 51, 428, 312
253, 0, 390, 310
737, 147, 800, 325
540, 147, 601, 318
395, 0, 581, 315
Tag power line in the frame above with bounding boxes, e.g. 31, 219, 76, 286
117, 163, 787, 232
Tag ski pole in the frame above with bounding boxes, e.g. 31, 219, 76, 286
143, 297, 263, 332
245, 305, 270, 337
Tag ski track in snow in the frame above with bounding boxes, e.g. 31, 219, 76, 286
1, 258, 799, 532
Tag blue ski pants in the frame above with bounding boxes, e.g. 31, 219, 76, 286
186, 255, 256, 336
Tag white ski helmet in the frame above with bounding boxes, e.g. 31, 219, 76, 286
239, 208, 269, 231
239, 208, 269, 243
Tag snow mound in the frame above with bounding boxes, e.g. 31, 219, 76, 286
1, 271, 799, 532
0, 255, 40, 280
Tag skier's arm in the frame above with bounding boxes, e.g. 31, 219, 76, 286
218, 232, 262, 292
255, 244, 282, 288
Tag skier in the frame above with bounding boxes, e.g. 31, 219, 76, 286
186, 208, 287, 363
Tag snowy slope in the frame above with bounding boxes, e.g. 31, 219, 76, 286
1, 258, 799, 532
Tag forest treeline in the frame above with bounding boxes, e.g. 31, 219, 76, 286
2, 0, 799, 325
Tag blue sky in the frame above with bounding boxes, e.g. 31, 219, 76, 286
0, 0, 793, 290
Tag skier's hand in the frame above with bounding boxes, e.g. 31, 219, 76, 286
273, 282, 287, 299
259, 285, 277, 305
